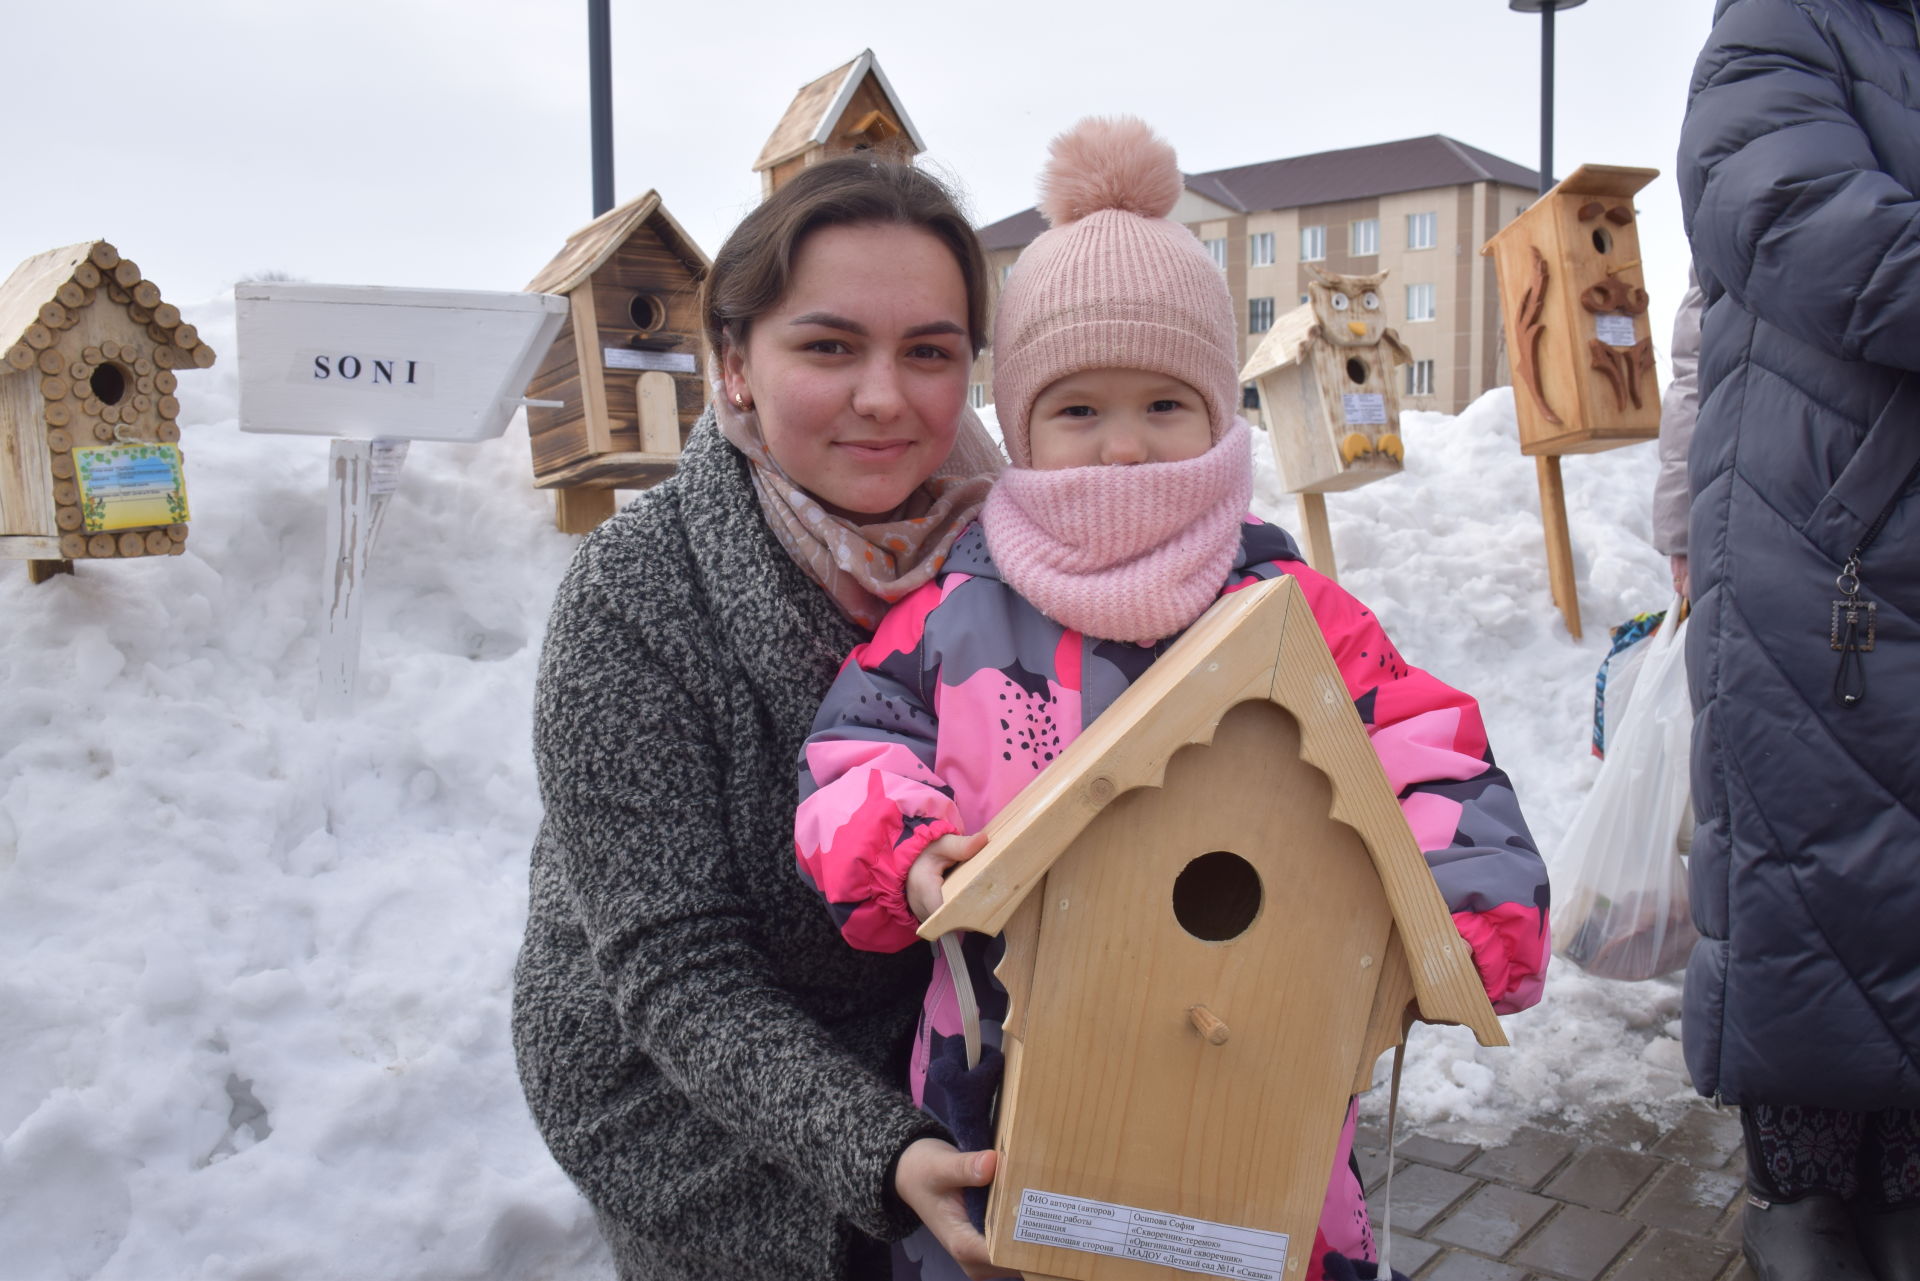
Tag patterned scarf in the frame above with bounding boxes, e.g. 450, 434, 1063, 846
712, 390, 1002, 629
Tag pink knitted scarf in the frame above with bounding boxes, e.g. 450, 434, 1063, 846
979, 418, 1253, 644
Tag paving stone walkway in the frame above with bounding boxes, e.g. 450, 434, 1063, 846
1357, 1098, 1761, 1280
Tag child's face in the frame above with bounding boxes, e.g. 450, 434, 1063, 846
1027, 369, 1212, 470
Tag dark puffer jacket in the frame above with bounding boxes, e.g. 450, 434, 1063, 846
1678, 0, 1920, 1109
513, 412, 944, 1279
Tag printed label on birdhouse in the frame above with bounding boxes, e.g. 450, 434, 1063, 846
602, 348, 698, 374
295, 352, 434, 393
1594, 314, 1638, 348
1341, 393, 1387, 426
72, 443, 190, 532
1012, 1189, 1287, 1280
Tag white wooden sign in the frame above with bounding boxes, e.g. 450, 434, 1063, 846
234, 283, 568, 442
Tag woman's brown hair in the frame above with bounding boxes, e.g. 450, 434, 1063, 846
702, 157, 989, 361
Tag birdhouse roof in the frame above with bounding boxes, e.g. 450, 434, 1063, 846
918, 574, 1504, 1045
0, 243, 97, 352
1480, 163, 1659, 257
1238, 301, 1319, 381
525, 191, 710, 297
753, 49, 926, 173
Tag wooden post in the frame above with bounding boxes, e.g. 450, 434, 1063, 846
1535, 454, 1581, 638
1296, 492, 1339, 581
319, 438, 407, 716
636, 370, 679, 454
26, 559, 73, 583
554, 485, 615, 534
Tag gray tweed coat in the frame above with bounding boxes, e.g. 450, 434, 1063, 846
513, 411, 944, 1279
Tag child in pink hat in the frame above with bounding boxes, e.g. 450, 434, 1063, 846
795, 117, 1548, 1281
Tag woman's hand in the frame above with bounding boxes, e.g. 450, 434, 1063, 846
907, 832, 990, 922
894, 1138, 1012, 1278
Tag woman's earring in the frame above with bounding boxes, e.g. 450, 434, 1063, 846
733, 391, 750, 409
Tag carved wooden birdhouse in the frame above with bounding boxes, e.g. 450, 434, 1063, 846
920, 576, 1506, 1281
1240, 267, 1413, 496
1481, 165, 1660, 455
522, 191, 710, 533
753, 49, 924, 198
1, 241, 212, 583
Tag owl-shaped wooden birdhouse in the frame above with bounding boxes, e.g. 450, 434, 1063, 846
1, 241, 212, 583
753, 49, 924, 198
920, 576, 1505, 1281
1481, 164, 1660, 455
1240, 267, 1413, 496
522, 191, 711, 533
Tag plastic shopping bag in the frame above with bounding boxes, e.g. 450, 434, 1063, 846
1554, 596, 1699, 981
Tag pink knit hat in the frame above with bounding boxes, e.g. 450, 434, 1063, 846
992, 117, 1240, 469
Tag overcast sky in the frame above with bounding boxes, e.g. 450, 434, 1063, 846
3, 0, 1712, 345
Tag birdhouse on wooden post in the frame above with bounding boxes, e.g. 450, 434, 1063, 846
920, 576, 1506, 1281
1, 241, 210, 584
1239, 268, 1413, 581
522, 192, 711, 534
753, 49, 924, 199
1481, 164, 1661, 639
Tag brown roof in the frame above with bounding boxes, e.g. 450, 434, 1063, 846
978, 135, 1539, 251
525, 191, 710, 296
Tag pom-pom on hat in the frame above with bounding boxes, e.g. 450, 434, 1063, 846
992, 117, 1240, 468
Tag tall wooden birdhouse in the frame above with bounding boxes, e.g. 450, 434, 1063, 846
921, 576, 1506, 1281
1, 241, 212, 583
522, 191, 710, 534
1481, 165, 1659, 456
753, 49, 924, 199
1238, 267, 1412, 580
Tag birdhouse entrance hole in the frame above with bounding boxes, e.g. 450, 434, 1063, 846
90, 362, 127, 405
1345, 358, 1368, 385
1590, 227, 1614, 255
1172, 850, 1263, 941
627, 294, 666, 331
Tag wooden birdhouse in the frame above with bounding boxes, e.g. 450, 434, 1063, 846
920, 576, 1506, 1281
753, 49, 925, 198
1238, 268, 1412, 581
1, 241, 212, 583
1480, 165, 1659, 456
522, 191, 711, 534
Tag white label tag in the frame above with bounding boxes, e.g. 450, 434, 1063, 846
369, 439, 410, 495
1595, 314, 1638, 348
1012, 1189, 1288, 1280
603, 348, 697, 374
1341, 392, 1387, 425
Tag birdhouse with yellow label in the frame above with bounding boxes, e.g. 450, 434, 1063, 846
1481, 164, 1660, 456
753, 49, 924, 199
522, 191, 711, 533
919, 576, 1506, 1281
1, 241, 211, 583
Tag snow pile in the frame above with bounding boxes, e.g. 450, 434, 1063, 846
2, 297, 1684, 1278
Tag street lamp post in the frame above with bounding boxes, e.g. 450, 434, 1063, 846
588, 0, 614, 217
1509, 0, 1588, 196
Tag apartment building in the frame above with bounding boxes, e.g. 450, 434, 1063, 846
972, 135, 1540, 417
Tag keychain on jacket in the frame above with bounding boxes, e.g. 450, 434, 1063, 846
1832, 454, 1920, 708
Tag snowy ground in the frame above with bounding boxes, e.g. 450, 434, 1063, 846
1, 295, 1687, 1279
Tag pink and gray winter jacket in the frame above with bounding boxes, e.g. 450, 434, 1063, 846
795, 517, 1549, 1274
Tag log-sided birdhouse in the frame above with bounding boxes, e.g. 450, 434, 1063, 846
753, 49, 924, 198
522, 191, 710, 533
1, 241, 213, 583
1240, 267, 1412, 496
919, 576, 1506, 1281
1481, 165, 1660, 456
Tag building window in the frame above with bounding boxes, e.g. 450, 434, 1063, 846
969, 383, 987, 409
1205, 237, 1227, 270
1299, 225, 1326, 262
1406, 359, 1435, 396
1350, 219, 1379, 256
1249, 297, 1275, 333
1242, 384, 1261, 410
1406, 283, 1437, 322
1407, 211, 1438, 250
1250, 232, 1276, 267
